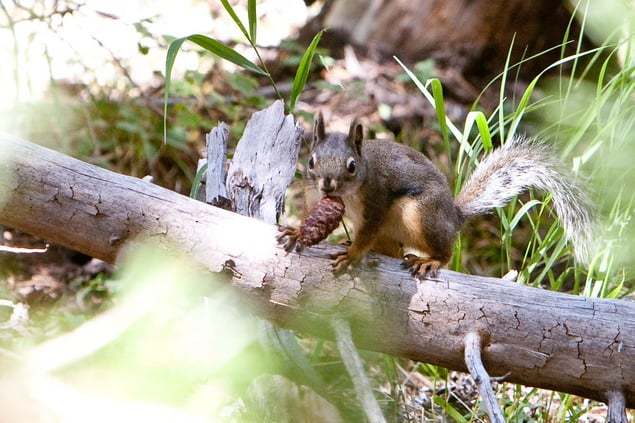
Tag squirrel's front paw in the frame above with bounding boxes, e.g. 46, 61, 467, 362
330, 249, 361, 274
277, 226, 304, 253
401, 254, 442, 279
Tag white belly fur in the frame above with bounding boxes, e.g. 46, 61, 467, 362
342, 193, 365, 232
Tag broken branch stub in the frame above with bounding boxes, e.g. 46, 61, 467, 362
225, 100, 303, 224
205, 122, 230, 208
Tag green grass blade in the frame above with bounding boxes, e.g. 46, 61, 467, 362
288, 30, 324, 112
475, 112, 493, 152
506, 78, 538, 142
163, 34, 266, 143
498, 33, 516, 144
394, 57, 463, 141
248, 0, 257, 44
565, 0, 589, 99
189, 162, 208, 199
432, 396, 468, 423
164, 37, 188, 144
430, 78, 450, 161
457, 112, 478, 171
534, 236, 567, 288
460, 111, 492, 162
187, 34, 265, 74
219, 0, 251, 42
507, 46, 607, 144
509, 199, 542, 230
472, 40, 574, 109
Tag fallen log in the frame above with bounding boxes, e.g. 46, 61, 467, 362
0, 134, 634, 414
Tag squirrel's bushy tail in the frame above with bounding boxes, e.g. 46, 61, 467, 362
455, 136, 594, 263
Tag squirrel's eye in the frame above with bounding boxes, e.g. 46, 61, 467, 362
308, 156, 315, 170
346, 157, 356, 174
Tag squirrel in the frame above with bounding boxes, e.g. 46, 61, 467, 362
280, 112, 594, 278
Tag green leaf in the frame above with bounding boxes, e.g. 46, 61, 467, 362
163, 34, 266, 143
164, 37, 187, 144
248, 0, 257, 44
189, 163, 208, 199
219, 0, 251, 42
187, 34, 265, 74
394, 57, 462, 141
433, 396, 468, 423
474, 112, 493, 152
288, 30, 324, 112
510, 199, 542, 230
430, 78, 451, 162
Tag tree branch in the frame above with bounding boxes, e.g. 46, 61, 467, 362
464, 332, 505, 423
608, 390, 629, 423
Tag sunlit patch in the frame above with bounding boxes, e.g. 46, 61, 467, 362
11, 244, 266, 420
201, 214, 279, 263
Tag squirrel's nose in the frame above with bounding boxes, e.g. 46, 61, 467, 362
321, 177, 335, 193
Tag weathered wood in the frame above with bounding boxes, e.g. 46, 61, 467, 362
225, 100, 303, 223
608, 390, 629, 423
464, 332, 505, 423
0, 135, 634, 410
205, 122, 230, 207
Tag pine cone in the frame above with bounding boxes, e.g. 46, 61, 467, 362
298, 196, 345, 247
277, 196, 345, 253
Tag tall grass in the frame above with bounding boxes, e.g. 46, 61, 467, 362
398, 43, 633, 298
392, 2, 635, 419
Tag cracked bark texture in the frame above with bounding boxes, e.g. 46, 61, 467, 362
0, 135, 634, 409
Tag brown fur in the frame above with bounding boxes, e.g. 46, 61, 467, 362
304, 114, 461, 276
294, 115, 593, 277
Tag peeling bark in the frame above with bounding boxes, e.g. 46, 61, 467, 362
0, 135, 634, 409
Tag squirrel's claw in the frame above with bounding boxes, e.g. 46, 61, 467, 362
277, 226, 302, 253
330, 249, 360, 274
401, 255, 441, 279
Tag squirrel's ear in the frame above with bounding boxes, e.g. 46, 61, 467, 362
348, 118, 364, 155
312, 111, 325, 148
